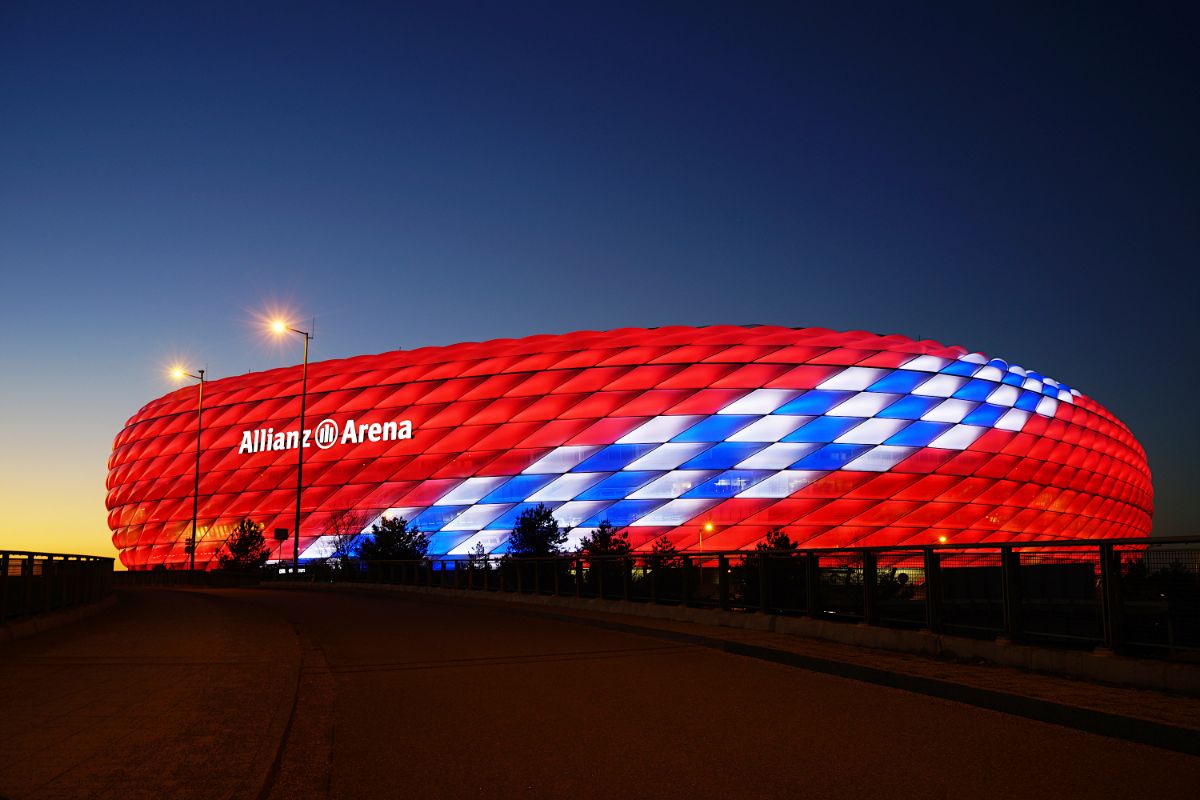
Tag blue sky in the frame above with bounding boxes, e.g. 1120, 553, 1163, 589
1, 1, 1197, 554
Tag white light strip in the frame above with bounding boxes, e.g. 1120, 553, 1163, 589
817, 367, 890, 391
436, 476, 511, 505
727, 415, 811, 442
717, 388, 800, 415
734, 442, 821, 469
616, 415, 705, 444
628, 470, 718, 500
624, 442, 714, 470
628, 498, 720, 526
522, 445, 603, 474
736, 470, 825, 498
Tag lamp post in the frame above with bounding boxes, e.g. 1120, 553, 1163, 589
270, 320, 311, 573
171, 367, 206, 574
701, 520, 714, 552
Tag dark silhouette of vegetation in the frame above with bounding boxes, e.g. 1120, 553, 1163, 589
326, 508, 375, 566
358, 515, 428, 561
642, 535, 684, 598
752, 527, 799, 554
646, 535, 682, 569
505, 503, 566, 556
578, 520, 630, 557
218, 518, 270, 570
739, 527, 802, 608
578, 520, 631, 597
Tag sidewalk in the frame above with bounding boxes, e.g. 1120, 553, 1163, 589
0, 589, 301, 800
280, 581, 1200, 752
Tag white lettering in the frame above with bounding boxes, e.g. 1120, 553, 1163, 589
238, 417, 415, 456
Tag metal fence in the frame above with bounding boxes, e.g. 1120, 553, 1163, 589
0, 551, 114, 620
288, 536, 1200, 657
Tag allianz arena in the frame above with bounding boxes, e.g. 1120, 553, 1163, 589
106, 326, 1152, 570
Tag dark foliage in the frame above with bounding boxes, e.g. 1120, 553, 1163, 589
358, 515, 428, 561
752, 527, 799, 553
218, 518, 270, 570
506, 503, 566, 557
577, 519, 631, 557
646, 535, 682, 569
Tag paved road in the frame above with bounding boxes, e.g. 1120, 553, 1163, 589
2, 588, 1198, 799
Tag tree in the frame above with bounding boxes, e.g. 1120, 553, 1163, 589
218, 518, 270, 570
326, 508, 375, 566
505, 503, 566, 557
358, 515, 428, 561
646, 535, 682, 570
577, 519, 630, 557
753, 527, 799, 553
741, 527, 802, 608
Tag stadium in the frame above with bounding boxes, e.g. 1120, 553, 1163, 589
106, 326, 1152, 570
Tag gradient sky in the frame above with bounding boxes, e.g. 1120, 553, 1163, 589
2, 1, 1197, 558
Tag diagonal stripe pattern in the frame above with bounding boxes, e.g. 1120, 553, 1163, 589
107, 325, 1152, 569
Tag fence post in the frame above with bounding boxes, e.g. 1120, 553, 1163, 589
575, 558, 583, 598
717, 554, 728, 610
923, 547, 943, 634
0, 552, 8, 619
623, 557, 633, 602
862, 550, 878, 625
553, 557, 562, 596
758, 553, 770, 614
533, 558, 542, 595
1000, 546, 1022, 642
1099, 543, 1122, 651
682, 556, 693, 607
805, 553, 820, 617
650, 559, 660, 605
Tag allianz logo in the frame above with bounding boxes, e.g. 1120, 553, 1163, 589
239, 418, 413, 454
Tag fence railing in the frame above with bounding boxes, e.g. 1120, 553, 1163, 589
285, 536, 1200, 657
1, 551, 115, 620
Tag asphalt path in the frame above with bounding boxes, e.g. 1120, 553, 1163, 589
2, 587, 1199, 799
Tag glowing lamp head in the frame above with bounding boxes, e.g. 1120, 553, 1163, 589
270, 319, 288, 334
170, 367, 186, 380
703, 521, 715, 533
938, 535, 948, 544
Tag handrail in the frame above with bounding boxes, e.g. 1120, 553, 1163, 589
282, 535, 1200, 658
1, 550, 115, 621
0, 550, 114, 561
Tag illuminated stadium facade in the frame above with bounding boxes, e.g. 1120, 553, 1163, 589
106, 326, 1152, 570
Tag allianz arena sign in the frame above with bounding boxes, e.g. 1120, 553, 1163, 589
238, 418, 414, 454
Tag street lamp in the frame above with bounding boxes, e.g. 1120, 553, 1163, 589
701, 520, 714, 552
171, 366, 205, 574
269, 319, 311, 573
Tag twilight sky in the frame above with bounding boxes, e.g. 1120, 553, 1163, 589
1, 1, 1197, 557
